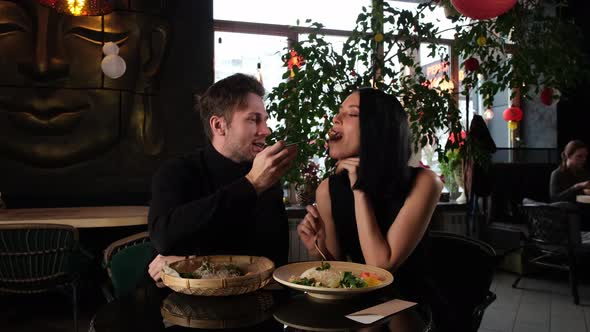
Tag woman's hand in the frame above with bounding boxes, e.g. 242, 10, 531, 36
575, 181, 590, 190
335, 157, 359, 189
296, 204, 325, 253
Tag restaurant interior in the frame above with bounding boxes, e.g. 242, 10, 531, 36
1, 0, 590, 332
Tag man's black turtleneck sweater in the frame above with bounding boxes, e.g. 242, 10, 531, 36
148, 144, 289, 266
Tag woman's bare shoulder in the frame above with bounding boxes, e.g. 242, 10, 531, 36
316, 178, 330, 199
413, 168, 443, 193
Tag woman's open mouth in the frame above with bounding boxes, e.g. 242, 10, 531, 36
327, 129, 342, 141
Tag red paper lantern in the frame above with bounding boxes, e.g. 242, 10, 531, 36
503, 106, 523, 122
451, 0, 517, 20
464, 57, 479, 72
540, 87, 553, 106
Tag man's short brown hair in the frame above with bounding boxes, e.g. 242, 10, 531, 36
197, 73, 265, 140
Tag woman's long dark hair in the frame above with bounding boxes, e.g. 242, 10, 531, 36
353, 88, 412, 208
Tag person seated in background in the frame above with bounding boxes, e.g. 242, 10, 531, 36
296, 88, 455, 331
147, 73, 297, 282
550, 140, 590, 202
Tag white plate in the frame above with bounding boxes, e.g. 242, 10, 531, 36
272, 261, 393, 300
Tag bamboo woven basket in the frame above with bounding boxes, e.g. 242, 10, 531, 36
161, 255, 275, 296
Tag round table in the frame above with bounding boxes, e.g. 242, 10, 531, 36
89, 284, 432, 332
577, 195, 590, 204
0, 206, 148, 228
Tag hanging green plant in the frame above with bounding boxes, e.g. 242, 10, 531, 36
267, 1, 462, 185
266, 0, 589, 185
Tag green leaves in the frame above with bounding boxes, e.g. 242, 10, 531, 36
291, 277, 316, 286
316, 262, 331, 271
452, 0, 589, 100
268, 1, 577, 184
340, 271, 368, 288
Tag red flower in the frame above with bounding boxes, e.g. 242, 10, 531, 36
448, 130, 467, 146
287, 50, 303, 70
540, 87, 553, 106
464, 57, 479, 72
418, 161, 431, 169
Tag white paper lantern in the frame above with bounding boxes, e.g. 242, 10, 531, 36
101, 54, 126, 79
483, 108, 494, 121
102, 42, 119, 56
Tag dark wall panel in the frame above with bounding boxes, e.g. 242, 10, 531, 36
557, 0, 590, 152
0, 0, 213, 208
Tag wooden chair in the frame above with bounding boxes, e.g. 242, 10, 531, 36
102, 231, 154, 301
0, 223, 81, 332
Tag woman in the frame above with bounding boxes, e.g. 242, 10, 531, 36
550, 140, 590, 202
297, 88, 449, 329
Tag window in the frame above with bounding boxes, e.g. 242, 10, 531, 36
215, 32, 288, 91
214, 0, 371, 30
213, 0, 484, 177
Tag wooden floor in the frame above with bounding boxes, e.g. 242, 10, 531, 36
2, 270, 590, 332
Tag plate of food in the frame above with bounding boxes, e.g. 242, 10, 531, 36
273, 261, 393, 299
161, 255, 274, 296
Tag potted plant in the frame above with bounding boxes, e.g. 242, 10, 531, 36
266, 0, 589, 187
267, 1, 463, 186
294, 161, 321, 206
439, 148, 464, 202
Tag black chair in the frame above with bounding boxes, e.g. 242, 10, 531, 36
0, 223, 81, 332
513, 201, 590, 304
429, 231, 497, 332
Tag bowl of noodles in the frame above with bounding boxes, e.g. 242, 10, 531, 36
161, 255, 275, 296
273, 261, 393, 300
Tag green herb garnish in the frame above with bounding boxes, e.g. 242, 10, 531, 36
291, 277, 316, 286
316, 262, 331, 271
340, 271, 368, 288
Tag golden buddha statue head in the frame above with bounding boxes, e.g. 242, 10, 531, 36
0, 0, 169, 167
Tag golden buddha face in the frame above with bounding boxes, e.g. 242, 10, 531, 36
0, 0, 168, 167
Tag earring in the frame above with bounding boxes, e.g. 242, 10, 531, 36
101, 42, 126, 79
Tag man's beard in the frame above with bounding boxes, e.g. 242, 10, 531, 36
226, 140, 254, 163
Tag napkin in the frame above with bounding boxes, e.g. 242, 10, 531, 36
345, 299, 417, 324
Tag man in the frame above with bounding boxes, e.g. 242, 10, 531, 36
148, 73, 297, 281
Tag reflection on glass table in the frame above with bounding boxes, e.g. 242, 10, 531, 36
89, 282, 432, 332
161, 291, 274, 329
